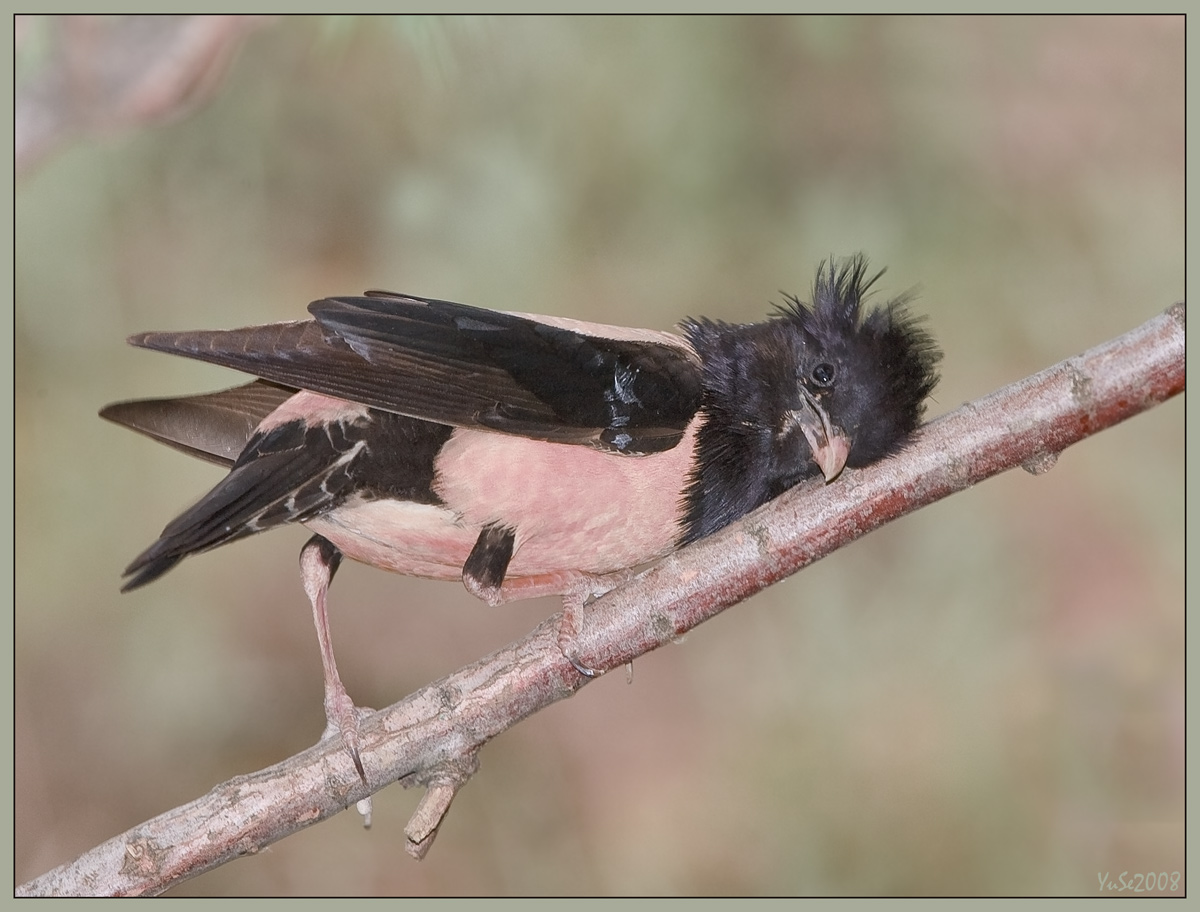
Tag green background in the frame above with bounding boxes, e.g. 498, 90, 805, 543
16, 16, 1183, 896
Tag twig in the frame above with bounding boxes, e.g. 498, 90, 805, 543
18, 302, 1184, 896
16, 15, 270, 176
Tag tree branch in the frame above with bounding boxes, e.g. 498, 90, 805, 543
18, 302, 1184, 896
16, 15, 270, 176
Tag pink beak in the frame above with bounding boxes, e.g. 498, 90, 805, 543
790, 390, 851, 483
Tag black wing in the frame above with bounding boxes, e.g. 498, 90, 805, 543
128, 293, 703, 454
118, 407, 372, 591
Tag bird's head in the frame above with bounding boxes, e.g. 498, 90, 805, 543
680, 254, 942, 540
774, 255, 942, 483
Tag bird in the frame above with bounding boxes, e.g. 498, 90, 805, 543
100, 254, 941, 779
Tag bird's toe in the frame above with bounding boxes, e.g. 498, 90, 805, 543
322, 689, 373, 782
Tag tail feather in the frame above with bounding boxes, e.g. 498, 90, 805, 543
100, 380, 295, 468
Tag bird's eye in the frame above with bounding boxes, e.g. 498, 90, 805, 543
811, 362, 836, 387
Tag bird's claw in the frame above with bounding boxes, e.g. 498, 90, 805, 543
557, 590, 604, 678
567, 652, 601, 678
323, 690, 373, 783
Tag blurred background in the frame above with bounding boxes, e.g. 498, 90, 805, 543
15, 15, 1183, 896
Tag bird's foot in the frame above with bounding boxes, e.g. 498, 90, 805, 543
558, 605, 599, 677
556, 569, 635, 677
322, 686, 374, 783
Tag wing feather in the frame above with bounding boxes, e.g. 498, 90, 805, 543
126, 293, 703, 454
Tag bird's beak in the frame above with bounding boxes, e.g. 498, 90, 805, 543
788, 390, 851, 483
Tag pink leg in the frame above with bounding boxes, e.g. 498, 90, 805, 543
300, 535, 368, 781
467, 568, 635, 676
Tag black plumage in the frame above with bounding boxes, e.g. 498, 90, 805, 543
681, 256, 940, 539
129, 292, 703, 455
119, 409, 455, 591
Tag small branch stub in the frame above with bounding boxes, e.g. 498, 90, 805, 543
405, 785, 459, 860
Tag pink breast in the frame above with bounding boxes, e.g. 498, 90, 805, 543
432, 422, 699, 577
